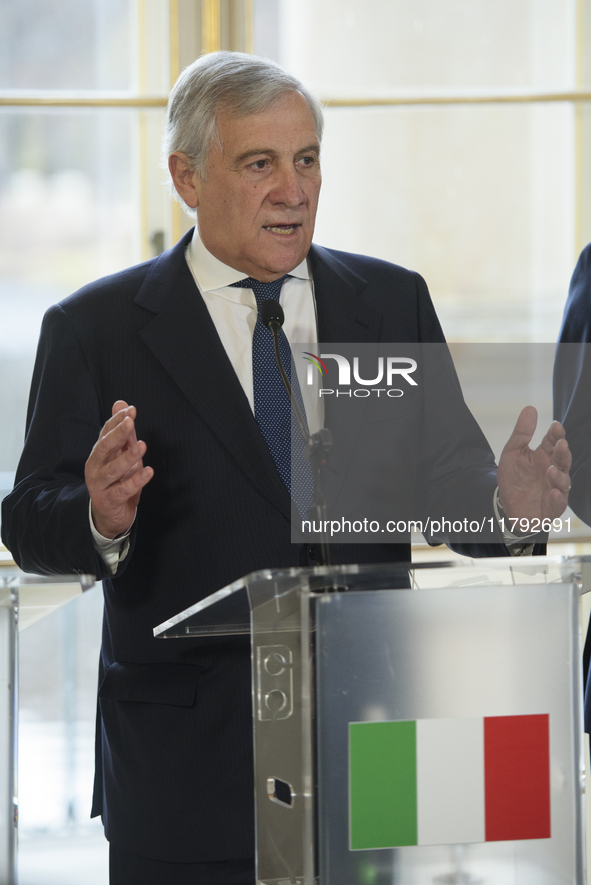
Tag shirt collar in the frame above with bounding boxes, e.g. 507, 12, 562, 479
186, 227, 310, 294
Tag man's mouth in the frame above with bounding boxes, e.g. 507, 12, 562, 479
264, 224, 300, 235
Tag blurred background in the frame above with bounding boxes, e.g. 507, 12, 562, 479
1, 0, 591, 881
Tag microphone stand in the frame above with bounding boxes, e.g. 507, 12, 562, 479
262, 301, 333, 567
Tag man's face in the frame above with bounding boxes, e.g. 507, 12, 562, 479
191, 91, 321, 282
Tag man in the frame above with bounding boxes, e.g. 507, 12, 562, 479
555, 242, 591, 526
554, 243, 591, 737
2, 52, 571, 884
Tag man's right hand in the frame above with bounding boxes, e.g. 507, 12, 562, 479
85, 400, 154, 539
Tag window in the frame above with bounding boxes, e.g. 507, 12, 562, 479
256, 0, 591, 343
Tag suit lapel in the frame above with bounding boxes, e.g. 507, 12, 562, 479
309, 244, 383, 344
135, 233, 292, 519
308, 245, 385, 509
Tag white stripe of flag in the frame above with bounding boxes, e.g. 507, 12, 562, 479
416, 717, 485, 845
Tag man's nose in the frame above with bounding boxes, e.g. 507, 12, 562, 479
269, 166, 305, 206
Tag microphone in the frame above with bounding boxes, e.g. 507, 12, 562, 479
260, 299, 284, 333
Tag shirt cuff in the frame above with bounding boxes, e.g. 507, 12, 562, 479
493, 488, 536, 557
89, 500, 135, 575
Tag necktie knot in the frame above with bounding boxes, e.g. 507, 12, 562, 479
231, 276, 289, 311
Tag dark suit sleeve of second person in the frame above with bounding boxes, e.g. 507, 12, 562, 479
554, 243, 591, 526
1, 303, 126, 578
554, 243, 591, 728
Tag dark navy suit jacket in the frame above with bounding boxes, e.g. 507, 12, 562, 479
554, 242, 591, 731
2, 231, 504, 861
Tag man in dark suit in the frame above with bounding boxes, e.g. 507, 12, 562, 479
555, 243, 591, 524
2, 52, 571, 884
554, 243, 591, 737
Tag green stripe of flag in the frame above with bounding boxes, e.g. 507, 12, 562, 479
349, 720, 418, 849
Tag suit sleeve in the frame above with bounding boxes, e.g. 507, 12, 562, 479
1, 304, 118, 578
554, 243, 591, 526
412, 272, 512, 554
553, 243, 591, 729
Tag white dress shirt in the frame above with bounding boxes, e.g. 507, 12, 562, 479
185, 230, 323, 433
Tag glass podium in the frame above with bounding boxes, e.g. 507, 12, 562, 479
0, 567, 94, 885
154, 556, 591, 885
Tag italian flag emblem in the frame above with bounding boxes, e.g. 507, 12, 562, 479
349, 714, 551, 849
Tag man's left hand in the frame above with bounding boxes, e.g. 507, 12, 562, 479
497, 405, 572, 523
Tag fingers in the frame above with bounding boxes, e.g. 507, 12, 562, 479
539, 419, 566, 456
98, 404, 136, 442
85, 402, 153, 538
548, 484, 570, 518
99, 463, 154, 502
502, 406, 538, 454
89, 457, 153, 539
547, 465, 570, 494
547, 483, 569, 518
91, 402, 143, 471
497, 407, 572, 524
544, 434, 571, 518
92, 436, 147, 487
95, 408, 139, 459
550, 436, 571, 471
546, 438, 571, 492
93, 413, 144, 462
112, 400, 130, 416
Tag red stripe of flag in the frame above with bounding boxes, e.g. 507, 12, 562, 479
484, 714, 550, 841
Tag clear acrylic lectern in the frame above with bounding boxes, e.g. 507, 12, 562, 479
155, 556, 590, 885
0, 567, 94, 885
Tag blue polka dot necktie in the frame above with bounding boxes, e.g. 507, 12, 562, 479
231, 276, 314, 518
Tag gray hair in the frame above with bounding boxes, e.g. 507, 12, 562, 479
163, 51, 324, 209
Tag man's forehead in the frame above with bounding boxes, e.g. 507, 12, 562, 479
214, 94, 319, 155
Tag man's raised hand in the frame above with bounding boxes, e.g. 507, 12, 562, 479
497, 405, 571, 524
85, 400, 154, 539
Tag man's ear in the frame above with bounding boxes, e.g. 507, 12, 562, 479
168, 152, 200, 208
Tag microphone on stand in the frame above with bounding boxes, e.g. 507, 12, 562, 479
260, 299, 333, 568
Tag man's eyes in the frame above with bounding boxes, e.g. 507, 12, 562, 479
247, 155, 318, 171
